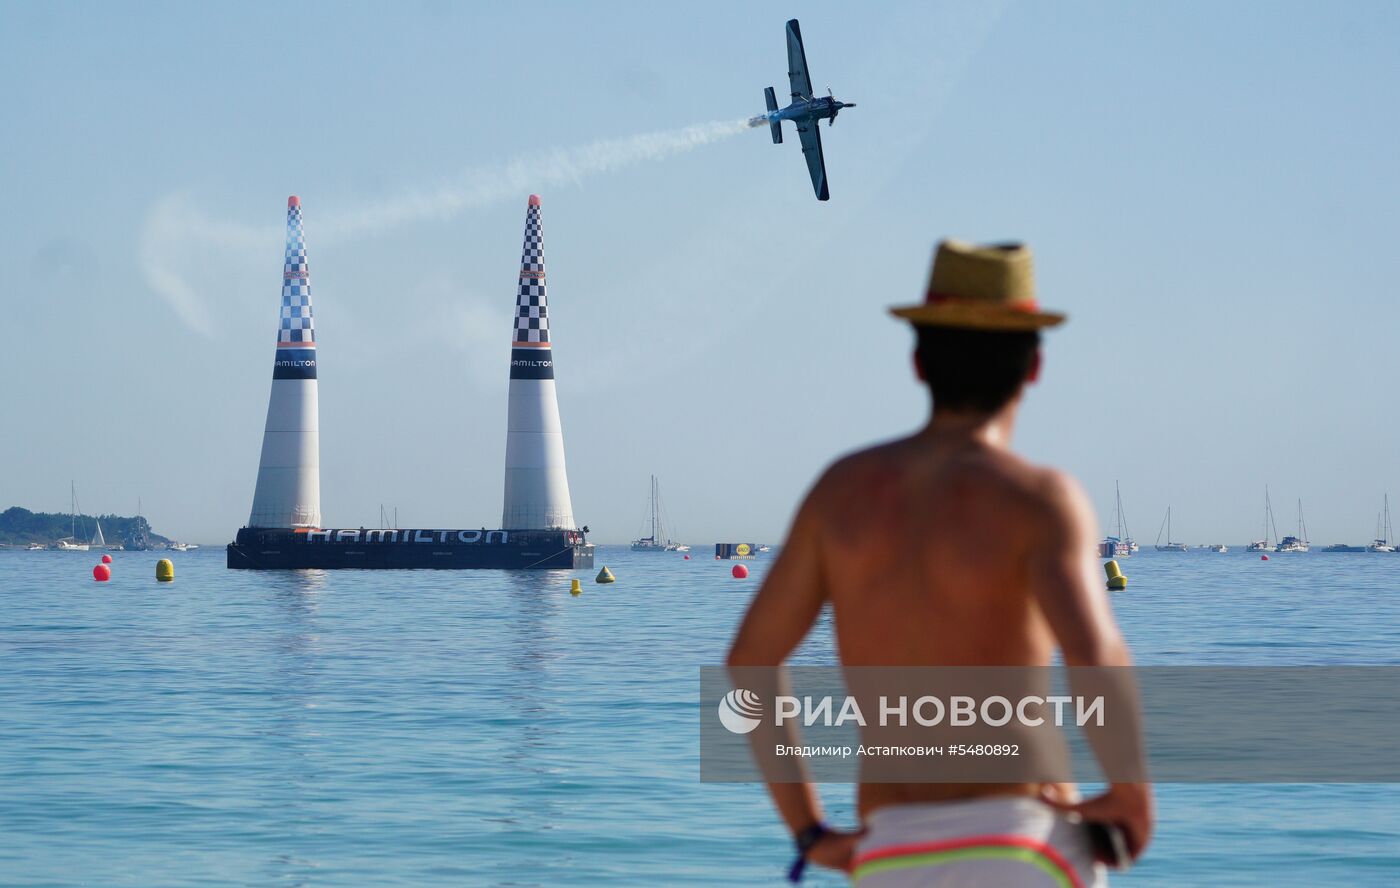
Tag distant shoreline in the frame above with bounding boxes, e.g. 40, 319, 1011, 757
0, 505, 173, 548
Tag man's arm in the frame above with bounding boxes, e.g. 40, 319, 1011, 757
727, 479, 861, 872
1028, 471, 1154, 863
1026, 472, 1129, 667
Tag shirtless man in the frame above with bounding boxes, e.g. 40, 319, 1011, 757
727, 240, 1152, 886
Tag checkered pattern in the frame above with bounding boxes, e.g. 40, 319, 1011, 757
278, 203, 316, 344
513, 202, 549, 344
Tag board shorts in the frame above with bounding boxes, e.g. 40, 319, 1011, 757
850, 796, 1106, 887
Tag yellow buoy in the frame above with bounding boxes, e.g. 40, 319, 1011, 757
596, 566, 615, 584
156, 559, 175, 582
1104, 559, 1127, 591
570, 579, 583, 596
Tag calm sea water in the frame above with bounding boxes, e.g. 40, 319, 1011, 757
1, 546, 1398, 886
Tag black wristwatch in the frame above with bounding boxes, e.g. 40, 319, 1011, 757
787, 821, 831, 883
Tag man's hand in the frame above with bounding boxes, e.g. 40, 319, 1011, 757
1041, 782, 1154, 864
806, 829, 865, 873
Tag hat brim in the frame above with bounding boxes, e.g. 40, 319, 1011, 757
890, 303, 1066, 331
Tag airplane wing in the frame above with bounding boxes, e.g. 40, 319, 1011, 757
795, 119, 829, 201
786, 19, 813, 100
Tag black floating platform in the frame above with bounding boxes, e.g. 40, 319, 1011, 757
227, 527, 594, 570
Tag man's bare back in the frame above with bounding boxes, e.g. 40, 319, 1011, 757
745, 419, 1111, 817
819, 430, 1064, 671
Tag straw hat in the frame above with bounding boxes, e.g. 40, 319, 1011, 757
890, 240, 1066, 331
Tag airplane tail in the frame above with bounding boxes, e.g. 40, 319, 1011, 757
764, 87, 781, 144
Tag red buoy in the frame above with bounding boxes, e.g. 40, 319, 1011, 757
731, 564, 749, 579
1261, 555, 1269, 561
683, 554, 690, 560
93, 563, 111, 582
101, 553, 113, 564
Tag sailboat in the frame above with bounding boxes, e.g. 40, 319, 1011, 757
90, 519, 106, 549
53, 482, 90, 551
124, 497, 152, 551
1368, 495, 1396, 553
1154, 507, 1188, 552
630, 476, 689, 552
1098, 482, 1136, 558
1275, 499, 1310, 552
1247, 487, 1278, 552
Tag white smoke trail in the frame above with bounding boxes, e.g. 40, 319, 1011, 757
140, 193, 276, 337
320, 117, 752, 241
140, 118, 754, 332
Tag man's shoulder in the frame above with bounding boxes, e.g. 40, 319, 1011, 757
997, 461, 1091, 532
805, 433, 1088, 499
976, 454, 1084, 512
792, 441, 904, 517
817, 440, 1084, 511
815, 438, 908, 485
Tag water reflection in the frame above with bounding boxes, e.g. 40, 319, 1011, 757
257, 573, 327, 887
502, 570, 564, 762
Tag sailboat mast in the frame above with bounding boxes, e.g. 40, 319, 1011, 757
1265, 486, 1278, 546
1262, 488, 1267, 542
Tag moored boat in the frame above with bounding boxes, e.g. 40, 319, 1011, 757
631, 475, 687, 552
1274, 499, 1310, 552
1368, 495, 1396, 552
1099, 482, 1135, 557
52, 482, 90, 550
1248, 486, 1278, 551
1154, 507, 1188, 552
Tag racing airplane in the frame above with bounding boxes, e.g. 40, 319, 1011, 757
754, 19, 856, 201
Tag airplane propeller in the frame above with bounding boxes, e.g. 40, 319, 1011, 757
827, 87, 856, 126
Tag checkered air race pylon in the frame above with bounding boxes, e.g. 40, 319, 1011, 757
247, 196, 322, 528
502, 195, 576, 530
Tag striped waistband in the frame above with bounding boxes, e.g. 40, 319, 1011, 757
853, 834, 1085, 888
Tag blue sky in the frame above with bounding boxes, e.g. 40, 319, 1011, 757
2, 1, 1399, 545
